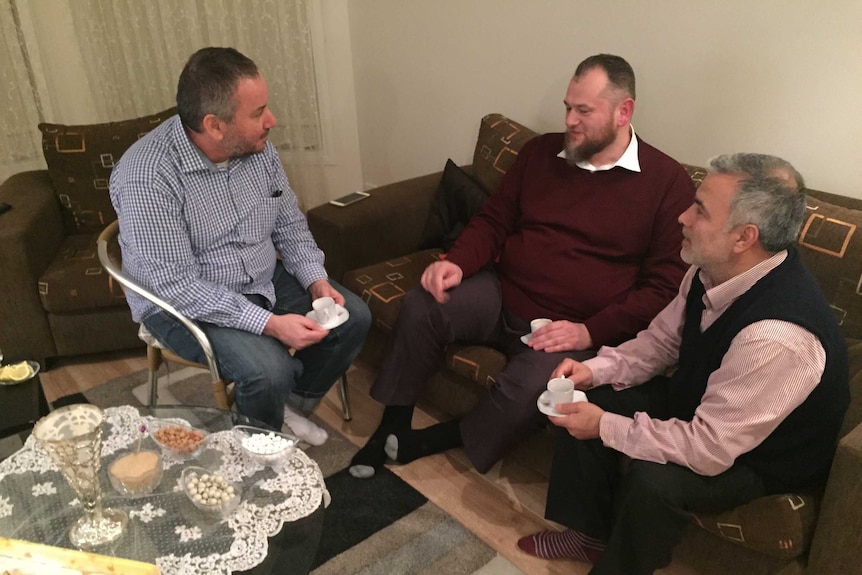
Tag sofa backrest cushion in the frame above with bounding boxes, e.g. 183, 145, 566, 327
38, 107, 176, 235
797, 194, 862, 341
419, 159, 489, 251
471, 113, 538, 194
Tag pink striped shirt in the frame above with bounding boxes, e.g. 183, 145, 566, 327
587, 250, 826, 476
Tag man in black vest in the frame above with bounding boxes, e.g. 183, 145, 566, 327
517, 153, 850, 574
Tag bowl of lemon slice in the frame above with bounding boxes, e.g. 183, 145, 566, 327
0, 361, 40, 386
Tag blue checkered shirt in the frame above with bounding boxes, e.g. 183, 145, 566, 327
109, 115, 327, 335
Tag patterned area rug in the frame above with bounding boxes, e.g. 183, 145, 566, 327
70, 366, 520, 575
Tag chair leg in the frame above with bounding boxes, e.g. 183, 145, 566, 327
146, 346, 163, 407
339, 373, 352, 421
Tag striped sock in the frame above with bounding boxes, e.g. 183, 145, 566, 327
517, 529, 606, 563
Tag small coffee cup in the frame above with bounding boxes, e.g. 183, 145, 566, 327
312, 297, 337, 324
546, 377, 574, 405
530, 318, 552, 333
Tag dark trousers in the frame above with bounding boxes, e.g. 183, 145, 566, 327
370, 269, 594, 472
546, 380, 767, 575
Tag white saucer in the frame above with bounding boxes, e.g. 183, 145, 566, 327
520, 333, 533, 345
306, 304, 349, 329
537, 391, 564, 417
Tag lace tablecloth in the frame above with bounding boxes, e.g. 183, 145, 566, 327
0, 406, 328, 574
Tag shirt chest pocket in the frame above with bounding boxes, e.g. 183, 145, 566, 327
234, 197, 279, 245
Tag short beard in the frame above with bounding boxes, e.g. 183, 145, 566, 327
564, 123, 617, 167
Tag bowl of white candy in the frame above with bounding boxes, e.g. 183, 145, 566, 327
233, 425, 297, 468
181, 467, 241, 515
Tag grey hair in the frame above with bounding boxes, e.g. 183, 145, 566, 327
707, 153, 807, 253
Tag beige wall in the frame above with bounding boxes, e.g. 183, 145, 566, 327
347, 1, 862, 198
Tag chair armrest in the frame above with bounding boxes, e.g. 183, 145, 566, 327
0, 171, 65, 362
806, 421, 862, 573
307, 171, 442, 282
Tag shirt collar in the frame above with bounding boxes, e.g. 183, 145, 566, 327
173, 116, 231, 174
699, 250, 789, 312
556, 125, 641, 173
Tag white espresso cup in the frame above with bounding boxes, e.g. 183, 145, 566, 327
530, 318, 552, 333
546, 377, 574, 405
545, 377, 588, 407
312, 297, 337, 324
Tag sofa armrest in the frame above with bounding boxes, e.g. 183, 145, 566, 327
307, 171, 442, 282
0, 170, 65, 363
806, 421, 862, 573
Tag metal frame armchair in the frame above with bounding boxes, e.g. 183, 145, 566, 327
97, 221, 352, 420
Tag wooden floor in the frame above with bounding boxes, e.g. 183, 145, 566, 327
38, 349, 587, 575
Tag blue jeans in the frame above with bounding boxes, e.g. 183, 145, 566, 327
143, 266, 371, 430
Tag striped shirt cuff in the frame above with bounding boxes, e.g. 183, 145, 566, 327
599, 412, 633, 452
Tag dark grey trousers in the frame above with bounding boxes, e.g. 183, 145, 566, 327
370, 268, 593, 472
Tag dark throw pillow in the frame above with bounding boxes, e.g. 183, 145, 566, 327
38, 107, 177, 235
419, 159, 489, 251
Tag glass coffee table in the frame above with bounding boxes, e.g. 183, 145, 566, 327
0, 405, 326, 575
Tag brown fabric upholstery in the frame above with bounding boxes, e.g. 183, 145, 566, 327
38, 233, 125, 313
692, 494, 819, 559
471, 113, 539, 194
446, 344, 506, 391
0, 110, 175, 364
344, 248, 445, 333
38, 107, 176, 235
798, 195, 862, 341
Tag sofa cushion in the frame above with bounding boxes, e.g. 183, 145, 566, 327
446, 344, 507, 391
471, 113, 539, 194
692, 493, 819, 559
419, 159, 489, 251
345, 248, 445, 333
797, 196, 862, 341
38, 107, 176, 235
38, 233, 127, 313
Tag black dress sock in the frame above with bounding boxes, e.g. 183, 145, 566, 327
349, 405, 415, 470
390, 419, 463, 463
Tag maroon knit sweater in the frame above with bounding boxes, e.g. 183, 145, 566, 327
445, 132, 695, 347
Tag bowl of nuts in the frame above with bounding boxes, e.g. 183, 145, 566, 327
181, 467, 241, 515
233, 425, 297, 468
149, 419, 208, 460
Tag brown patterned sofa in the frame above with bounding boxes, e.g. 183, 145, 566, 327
307, 113, 862, 574
0, 108, 175, 366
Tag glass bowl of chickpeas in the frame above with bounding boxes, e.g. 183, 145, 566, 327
148, 419, 208, 461
181, 466, 241, 516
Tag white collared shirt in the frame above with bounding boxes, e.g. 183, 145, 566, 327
557, 125, 641, 173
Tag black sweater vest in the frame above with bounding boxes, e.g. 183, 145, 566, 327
668, 247, 849, 493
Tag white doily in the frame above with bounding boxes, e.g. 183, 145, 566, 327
0, 406, 327, 574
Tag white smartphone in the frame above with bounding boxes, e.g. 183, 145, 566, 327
329, 191, 370, 207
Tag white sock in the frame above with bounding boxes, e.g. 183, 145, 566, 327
283, 405, 328, 446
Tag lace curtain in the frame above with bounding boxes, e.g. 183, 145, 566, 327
0, 0, 44, 181
1, 0, 324, 207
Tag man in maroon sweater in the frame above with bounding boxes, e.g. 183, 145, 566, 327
350, 54, 695, 478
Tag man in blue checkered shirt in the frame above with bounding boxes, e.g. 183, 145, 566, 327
110, 47, 371, 444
